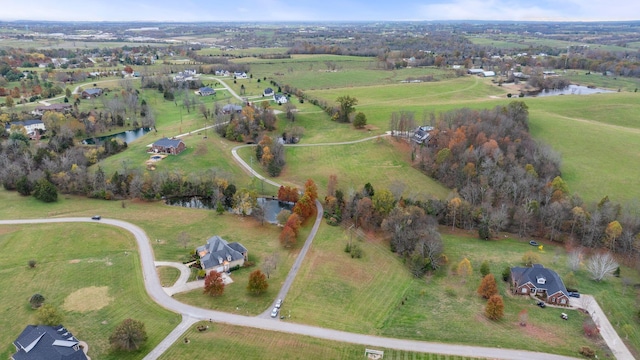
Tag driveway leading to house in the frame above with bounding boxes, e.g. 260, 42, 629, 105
571, 295, 635, 360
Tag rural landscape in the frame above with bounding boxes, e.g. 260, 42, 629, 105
1, 17, 640, 360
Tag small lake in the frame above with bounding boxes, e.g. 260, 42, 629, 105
82, 127, 152, 145
530, 85, 614, 97
165, 196, 293, 224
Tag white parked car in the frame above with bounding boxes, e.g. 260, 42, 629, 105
275, 299, 283, 309
270, 307, 279, 318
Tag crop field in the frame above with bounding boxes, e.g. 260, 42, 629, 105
196, 46, 289, 57
466, 34, 633, 53
0, 223, 179, 360
159, 322, 481, 360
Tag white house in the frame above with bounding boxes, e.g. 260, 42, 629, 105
234, 72, 248, 79
5, 120, 46, 139
274, 94, 288, 104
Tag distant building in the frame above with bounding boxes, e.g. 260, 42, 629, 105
222, 104, 243, 114
274, 94, 288, 104
149, 137, 186, 155
198, 87, 216, 96
81, 88, 102, 99
5, 120, 45, 139
412, 126, 434, 144
197, 235, 248, 274
481, 71, 496, 77
33, 104, 72, 116
263, 87, 274, 97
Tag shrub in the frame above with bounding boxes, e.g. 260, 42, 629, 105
502, 266, 511, 282
480, 260, 490, 277
28, 259, 37, 268
29, 293, 45, 309
522, 251, 540, 267
579, 346, 595, 357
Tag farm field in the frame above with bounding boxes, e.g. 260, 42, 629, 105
158, 322, 481, 360
466, 34, 633, 53
0, 222, 180, 360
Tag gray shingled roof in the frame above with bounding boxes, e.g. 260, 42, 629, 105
153, 137, 184, 148
196, 235, 246, 270
12, 325, 88, 360
511, 264, 568, 297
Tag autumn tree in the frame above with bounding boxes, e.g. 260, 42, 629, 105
36, 304, 63, 326
5, 95, 13, 108
327, 174, 338, 197
485, 294, 504, 320
292, 194, 315, 219
335, 95, 357, 123
279, 225, 297, 248
477, 274, 499, 299
605, 220, 622, 251
303, 178, 318, 203
109, 318, 148, 351
277, 185, 299, 203
203, 270, 225, 297
518, 309, 528, 326
457, 258, 472, 277
372, 188, 395, 218
284, 213, 302, 235
247, 269, 268, 295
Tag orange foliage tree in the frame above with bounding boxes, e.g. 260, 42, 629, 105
203, 270, 225, 297
477, 274, 498, 299
485, 294, 504, 320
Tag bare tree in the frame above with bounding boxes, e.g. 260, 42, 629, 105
586, 252, 618, 282
567, 248, 583, 271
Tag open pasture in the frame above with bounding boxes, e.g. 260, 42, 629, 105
0, 223, 179, 360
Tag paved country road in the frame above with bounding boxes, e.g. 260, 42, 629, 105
0, 217, 579, 360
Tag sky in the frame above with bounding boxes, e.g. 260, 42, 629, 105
1, 0, 638, 22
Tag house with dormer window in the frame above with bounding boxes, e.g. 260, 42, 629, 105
510, 264, 570, 306
196, 236, 247, 274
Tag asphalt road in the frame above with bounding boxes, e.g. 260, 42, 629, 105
0, 217, 580, 360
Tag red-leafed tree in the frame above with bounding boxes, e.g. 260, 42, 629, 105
247, 269, 268, 295
203, 270, 225, 297
279, 225, 297, 248
277, 185, 299, 203
293, 194, 314, 219
285, 213, 302, 236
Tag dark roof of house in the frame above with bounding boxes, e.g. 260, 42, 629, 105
199, 87, 215, 93
263, 87, 274, 94
153, 137, 184, 148
511, 264, 568, 296
222, 104, 243, 112
412, 126, 434, 143
196, 235, 246, 270
12, 325, 88, 360
82, 88, 102, 95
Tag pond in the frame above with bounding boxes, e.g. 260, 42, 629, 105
82, 127, 152, 145
529, 84, 614, 97
165, 196, 293, 224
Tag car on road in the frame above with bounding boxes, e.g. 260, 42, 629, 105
537, 301, 546, 308
275, 299, 283, 309
568, 291, 581, 298
91, 215, 101, 220
270, 307, 279, 318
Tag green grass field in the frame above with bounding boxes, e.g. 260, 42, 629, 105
0, 223, 180, 360
159, 322, 481, 360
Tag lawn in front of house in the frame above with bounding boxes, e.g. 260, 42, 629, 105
158, 321, 482, 360
0, 223, 180, 360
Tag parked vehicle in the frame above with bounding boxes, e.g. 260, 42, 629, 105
560, 313, 568, 320
91, 215, 101, 220
568, 291, 581, 298
537, 301, 546, 308
270, 308, 279, 318
275, 299, 283, 309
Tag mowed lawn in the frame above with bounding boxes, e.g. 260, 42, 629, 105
0, 223, 179, 360
159, 322, 481, 360
285, 223, 636, 357
236, 137, 451, 200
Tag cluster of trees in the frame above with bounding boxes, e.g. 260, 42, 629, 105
396, 101, 640, 261
255, 135, 286, 177
215, 103, 277, 143
278, 179, 318, 248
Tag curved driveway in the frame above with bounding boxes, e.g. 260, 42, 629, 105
0, 218, 578, 360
